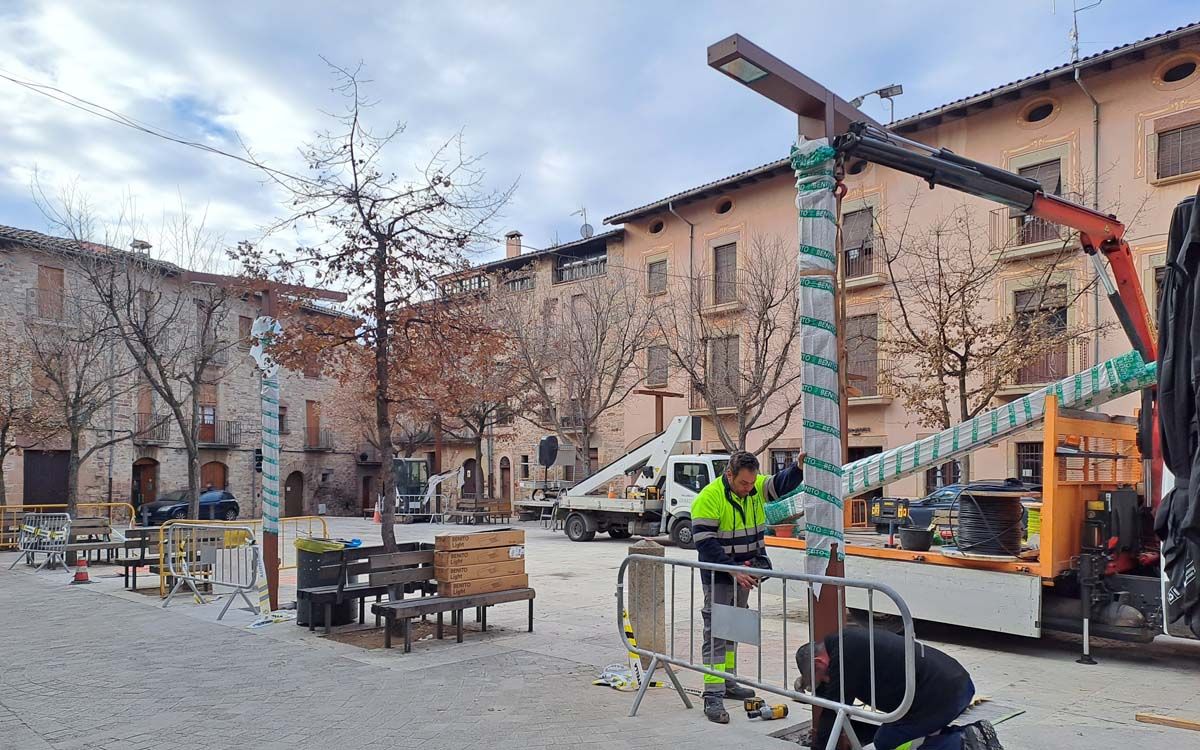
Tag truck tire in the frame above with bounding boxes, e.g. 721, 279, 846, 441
565, 513, 596, 542
670, 518, 695, 550
608, 528, 632, 539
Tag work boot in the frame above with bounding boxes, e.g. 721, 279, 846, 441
960, 720, 1004, 750
973, 720, 1003, 750
703, 694, 730, 724
724, 683, 756, 701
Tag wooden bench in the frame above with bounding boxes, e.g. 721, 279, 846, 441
372, 587, 535, 652
296, 544, 437, 635
113, 528, 161, 590
65, 517, 123, 563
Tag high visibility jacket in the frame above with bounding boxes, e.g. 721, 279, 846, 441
690, 474, 771, 583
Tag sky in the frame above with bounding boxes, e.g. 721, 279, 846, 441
0, 0, 1196, 272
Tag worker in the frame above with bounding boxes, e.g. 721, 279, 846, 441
691, 450, 803, 723
795, 628, 1003, 750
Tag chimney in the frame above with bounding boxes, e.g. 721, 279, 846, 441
505, 230, 522, 258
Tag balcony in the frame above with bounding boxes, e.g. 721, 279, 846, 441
990, 197, 1079, 259
304, 427, 334, 452
843, 244, 884, 287
133, 413, 171, 445
689, 382, 739, 412
847, 366, 894, 405
1015, 348, 1068, 386
197, 419, 242, 447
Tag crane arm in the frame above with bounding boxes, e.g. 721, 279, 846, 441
833, 123, 1157, 362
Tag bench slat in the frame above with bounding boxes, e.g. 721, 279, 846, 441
372, 587, 534, 619
367, 566, 435, 587
370, 550, 434, 569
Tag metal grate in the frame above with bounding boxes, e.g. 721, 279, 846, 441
1055, 435, 1141, 484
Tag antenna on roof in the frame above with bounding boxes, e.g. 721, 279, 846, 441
572, 207, 594, 239
1070, 0, 1103, 62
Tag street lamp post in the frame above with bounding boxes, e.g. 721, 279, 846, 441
707, 31, 880, 675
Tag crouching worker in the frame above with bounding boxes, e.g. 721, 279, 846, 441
795, 628, 1002, 749
691, 450, 803, 724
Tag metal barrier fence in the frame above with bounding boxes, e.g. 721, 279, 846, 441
155, 516, 328, 597
162, 523, 261, 619
6, 513, 72, 573
617, 555, 916, 750
1, 502, 136, 550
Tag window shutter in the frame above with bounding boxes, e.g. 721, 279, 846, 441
1012, 160, 1061, 217
842, 209, 874, 253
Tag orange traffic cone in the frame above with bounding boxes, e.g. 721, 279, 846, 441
372, 502, 382, 524
70, 558, 92, 585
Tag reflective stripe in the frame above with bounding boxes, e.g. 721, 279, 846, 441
693, 531, 717, 543
703, 666, 725, 684
731, 542, 765, 554
693, 520, 720, 531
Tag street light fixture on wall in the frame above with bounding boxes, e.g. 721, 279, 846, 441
851, 83, 904, 124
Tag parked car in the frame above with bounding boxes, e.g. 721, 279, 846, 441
139, 489, 239, 525
904, 479, 1040, 532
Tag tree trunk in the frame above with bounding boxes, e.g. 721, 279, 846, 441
0, 448, 8, 506
187, 399, 202, 519
66, 431, 81, 517
957, 375, 972, 482
373, 244, 397, 552
474, 439, 484, 500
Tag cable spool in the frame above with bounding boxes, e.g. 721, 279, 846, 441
951, 487, 1026, 556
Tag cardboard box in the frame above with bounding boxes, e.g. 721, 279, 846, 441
435, 546, 524, 568
439, 573, 529, 597
436, 558, 525, 583
434, 528, 525, 552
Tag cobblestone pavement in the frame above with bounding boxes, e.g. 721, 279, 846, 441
4, 519, 1200, 750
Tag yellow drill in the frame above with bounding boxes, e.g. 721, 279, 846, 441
747, 704, 789, 721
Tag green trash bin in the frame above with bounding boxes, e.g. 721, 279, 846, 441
295, 538, 354, 628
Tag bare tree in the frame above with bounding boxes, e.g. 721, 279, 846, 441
0, 340, 59, 506
235, 63, 509, 551
877, 193, 1109, 480
38, 195, 245, 519
655, 234, 804, 452
24, 286, 140, 514
495, 265, 653, 475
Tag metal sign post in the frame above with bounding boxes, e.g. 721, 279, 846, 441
250, 315, 283, 610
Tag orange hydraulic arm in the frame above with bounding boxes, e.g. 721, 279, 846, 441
834, 123, 1157, 365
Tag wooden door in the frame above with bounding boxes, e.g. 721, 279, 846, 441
284, 471, 305, 517
22, 450, 69, 502
200, 461, 227, 491
37, 265, 64, 319
131, 458, 158, 506
462, 459, 478, 500
305, 400, 320, 446
198, 383, 217, 442
499, 457, 512, 506
361, 475, 376, 513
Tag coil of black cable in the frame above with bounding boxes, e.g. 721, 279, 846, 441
952, 490, 1025, 556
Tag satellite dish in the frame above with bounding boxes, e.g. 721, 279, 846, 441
580, 223, 594, 239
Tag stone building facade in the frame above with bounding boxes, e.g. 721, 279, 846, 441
0, 226, 375, 517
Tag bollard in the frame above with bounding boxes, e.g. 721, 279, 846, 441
627, 538, 665, 670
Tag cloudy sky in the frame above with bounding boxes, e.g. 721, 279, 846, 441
0, 1, 1195, 268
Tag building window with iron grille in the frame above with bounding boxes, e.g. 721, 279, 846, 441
1015, 441, 1043, 483
770, 449, 802, 476
1013, 160, 1062, 245
713, 243, 737, 304
554, 250, 606, 284
842, 208, 877, 279
647, 259, 667, 295
1014, 285, 1068, 385
520, 454, 530, 480
1157, 122, 1200, 180
924, 460, 961, 494
503, 275, 534, 293
647, 345, 669, 387
845, 313, 879, 398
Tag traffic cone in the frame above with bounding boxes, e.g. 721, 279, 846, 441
373, 501, 382, 524
70, 558, 92, 585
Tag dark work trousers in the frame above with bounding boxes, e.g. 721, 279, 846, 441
700, 575, 751, 695
870, 677, 976, 750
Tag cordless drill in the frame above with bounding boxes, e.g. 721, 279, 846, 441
747, 704, 789, 721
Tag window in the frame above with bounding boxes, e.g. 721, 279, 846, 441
708, 335, 740, 408
842, 208, 876, 279
647, 345, 669, 387
1014, 286, 1069, 384
198, 382, 218, 443
673, 462, 710, 493
554, 250, 606, 283
303, 356, 321, 379
770, 449, 802, 475
442, 275, 489, 296
1157, 123, 1200, 180
520, 455, 530, 479
713, 243, 737, 304
649, 219, 665, 235
647, 259, 667, 295
35, 265, 64, 320
1160, 59, 1198, 85
1015, 441, 1043, 483
924, 461, 961, 494
305, 400, 321, 447
1014, 160, 1062, 244
278, 405, 290, 434
574, 447, 600, 480
503, 275, 534, 292
845, 314, 879, 397
238, 316, 253, 349
715, 198, 734, 215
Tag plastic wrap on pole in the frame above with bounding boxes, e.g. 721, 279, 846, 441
766, 350, 1155, 527
261, 377, 281, 534
787, 138, 844, 588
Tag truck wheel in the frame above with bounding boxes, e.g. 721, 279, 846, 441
608, 528, 632, 539
670, 519, 695, 550
565, 513, 595, 542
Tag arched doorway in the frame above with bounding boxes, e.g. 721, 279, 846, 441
462, 458, 478, 500
499, 457, 512, 506
361, 475, 376, 516
200, 461, 227, 491
284, 471, 305, 517
131, 457, 159, 508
